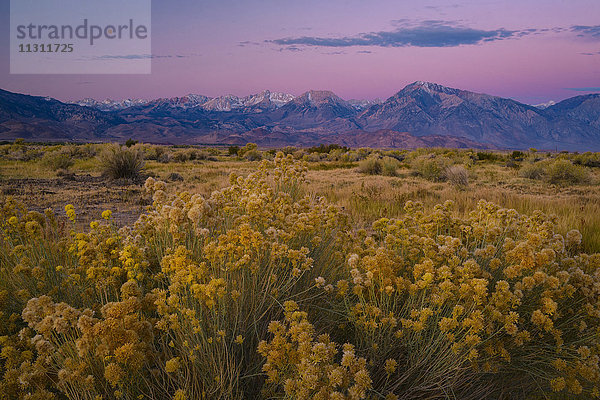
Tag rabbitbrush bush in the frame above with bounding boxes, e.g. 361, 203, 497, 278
1, 153, 600, 400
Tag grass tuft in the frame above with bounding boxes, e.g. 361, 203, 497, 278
99, 144, 145, 180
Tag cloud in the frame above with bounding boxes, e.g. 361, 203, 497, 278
238, 41, 260, 47
267, 20, 529, 49
265, 20, 600, 53
277, 46, 304, 52
572, 25, 600, 38
566, 87, 600, 92
580, 51, 600, 56
357, 50, 372, 54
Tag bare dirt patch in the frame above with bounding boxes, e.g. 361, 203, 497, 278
1, 174, 149, 228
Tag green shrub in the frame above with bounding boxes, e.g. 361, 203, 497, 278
170, 149, 210, 163
572, 152, 600, 168
358, 156, 382, 175
244, 149, 262, 161
171, 151, 188, 163
238, 143, 258, 158
520, 159, 590, 185
158, 152, 172, 163
519, 161, 547, 180
346, 151, 361, 162
307, 143, 349, 154
41, 151, 74, 171
58, 144, 98, 160
382, 150, 405, 162
410, 155, 452, 181
381, 156, 400, 176
505, 159, 520, 169
358, 156, 399, 176
292, 149, 306, 160
99, 144, 145, 180
510, 150, 525, 161
477, 151, 501, 162
139, 144, 167, 161
228, 145, 240, 156
281, 146, 297, 155
194, 150, 211, 161
303, 152, 322, 162
545, 159, 590, 185
125, 138, 139, 147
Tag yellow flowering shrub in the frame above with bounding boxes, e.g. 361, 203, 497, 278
259, 301, 372, 400
135, 154, 353, 398
328, 200, 600, 399
1, 154, 599, 400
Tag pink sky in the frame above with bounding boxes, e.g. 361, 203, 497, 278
1, 0, 600, 104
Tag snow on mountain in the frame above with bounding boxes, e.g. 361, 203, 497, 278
348, 98, 383, 111
533, 100, 556, 110
171, 94, 212, 108
75, 90, 297, 112
266, 91, 295, 107
72, 98, 149, 111
5, 83, 600, 151
294, 90, 347, 107
202, 90, 295, 111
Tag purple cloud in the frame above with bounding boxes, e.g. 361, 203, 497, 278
268, 20, 526, 49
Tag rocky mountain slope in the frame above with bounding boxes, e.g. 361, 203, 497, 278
1, 83, 599, 150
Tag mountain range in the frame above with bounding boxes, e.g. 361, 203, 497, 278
1, 82, 599, 150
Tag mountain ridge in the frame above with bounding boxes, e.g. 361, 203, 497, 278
1, 83, 599, 151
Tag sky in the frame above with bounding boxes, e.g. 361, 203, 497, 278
1, 0, 600, 104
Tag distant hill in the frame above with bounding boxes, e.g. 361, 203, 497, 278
0, 88, 124, 141
1, 83, 599, 150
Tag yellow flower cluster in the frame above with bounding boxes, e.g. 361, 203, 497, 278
19, 281, 156, 398
331, 199, 600, 398
128, 153, 352, 398
259, 301, 372, 400
2, 154, 599, 400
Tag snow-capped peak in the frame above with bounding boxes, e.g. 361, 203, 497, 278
533, 100, 556, 110
348, 98, 383, 111
71, 97, 149, 111
407, 81, 460, 95
72, 90, 296, 112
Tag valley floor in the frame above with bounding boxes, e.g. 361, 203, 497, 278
1, 144, 599, 253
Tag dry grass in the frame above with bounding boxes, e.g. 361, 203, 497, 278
1, 144, 599, 252
306, 166, 600, 253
